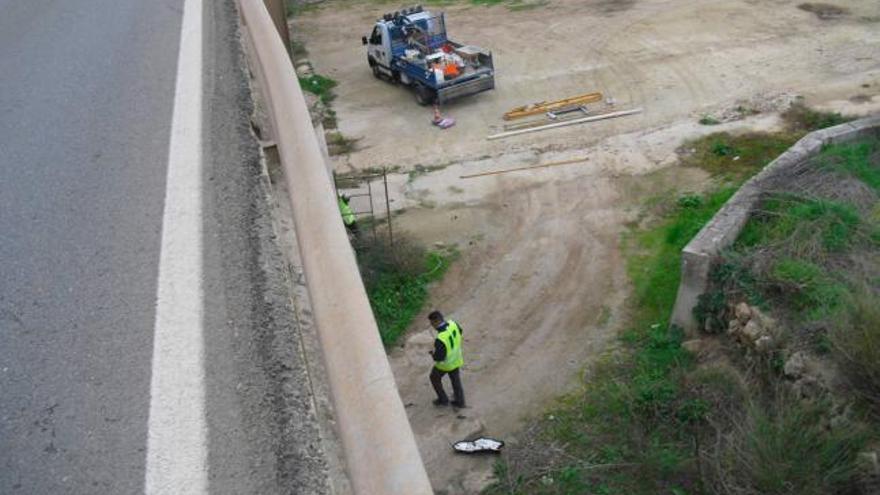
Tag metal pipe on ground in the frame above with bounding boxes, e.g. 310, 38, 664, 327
236, 1, 433, 494
488, 108, 643, 140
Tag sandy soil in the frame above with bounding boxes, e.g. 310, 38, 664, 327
384, 160, 710, 493
295, 0, 880, 173
292, 0, 880, 492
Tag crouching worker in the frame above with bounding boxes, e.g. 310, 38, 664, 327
428, 310, 465, 408
337, 194, 358, 237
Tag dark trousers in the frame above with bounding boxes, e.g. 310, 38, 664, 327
430, 366, 464, 406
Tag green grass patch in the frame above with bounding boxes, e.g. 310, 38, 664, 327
737, 196, 862, 255
781, 101, 852, 133
680, 132, 798, 182
769, 258, 848, 320
820, 138, 880, 192
628, 188, 737, 324
698, 115, 720, 126
704, 392, 867, 495
831, 289, 880, 413
357, 235, 455, 346
298, 73, 337, 105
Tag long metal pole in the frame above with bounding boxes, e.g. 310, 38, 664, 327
383, 168, 393, 247
487, 108, 643, 140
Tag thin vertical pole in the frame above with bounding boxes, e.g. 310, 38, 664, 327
383, 168, 393, 247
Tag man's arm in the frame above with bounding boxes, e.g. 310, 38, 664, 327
432, 338, 446, 362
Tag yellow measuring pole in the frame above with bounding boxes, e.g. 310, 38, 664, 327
503, 92, 603, 120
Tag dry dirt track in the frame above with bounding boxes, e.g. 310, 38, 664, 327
293, 0, 880, 492
385, 164, 705, 492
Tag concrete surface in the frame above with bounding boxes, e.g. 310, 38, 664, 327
0, 0, 329, 493
670, 115, 880, 333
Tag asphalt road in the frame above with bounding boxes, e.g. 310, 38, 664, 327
0, 1, 328, 493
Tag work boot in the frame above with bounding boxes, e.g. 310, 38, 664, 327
433, 398, 450, 407
451, 400, 465, 408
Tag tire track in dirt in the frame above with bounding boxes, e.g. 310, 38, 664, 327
389, 174, 630, 492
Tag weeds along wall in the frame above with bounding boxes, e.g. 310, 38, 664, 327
671, 115, 880, 333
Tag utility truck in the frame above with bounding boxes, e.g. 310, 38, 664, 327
362, 6, 495, 105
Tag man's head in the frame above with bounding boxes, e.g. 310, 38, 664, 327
428, 310, 444, 330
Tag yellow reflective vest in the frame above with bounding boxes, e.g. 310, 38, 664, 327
436, 320, 463, 372
338, 196, 355, 226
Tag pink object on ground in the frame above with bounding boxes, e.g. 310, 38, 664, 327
433, 116, 456, 129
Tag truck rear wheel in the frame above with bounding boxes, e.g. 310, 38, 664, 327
415, 85, 435, 106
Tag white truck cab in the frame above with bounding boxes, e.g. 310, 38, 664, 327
361, 6, 495, 105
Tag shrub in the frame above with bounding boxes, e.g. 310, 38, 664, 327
782, 102, 851, 133
298, 73, 337, 105
356, 233, 453, 346
738, 196, 862, 258
768, 258, 847, 320
680, 132, 798, 182
694, 289, 727, 333
702, 393, 866, 495
830, 289, 880, 414
820, 138, 880, 193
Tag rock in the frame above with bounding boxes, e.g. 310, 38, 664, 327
741, 320, 763, 344
727, 319, 742, 336
751, 308, 778, 336
682, 339, 706, 355
793, 375, 825, 399
859, 451, 880, 477
830, 404, 854, 431
735, 302, 752, 323
754, 335, 774, 353
784, 351, 808, 379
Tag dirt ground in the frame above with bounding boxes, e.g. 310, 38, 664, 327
295, 0, 880, 173
292, 0, 880, 492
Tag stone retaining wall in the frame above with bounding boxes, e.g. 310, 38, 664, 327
671, 115, 880, 334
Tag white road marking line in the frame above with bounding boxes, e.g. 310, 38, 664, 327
144, 0, 206, 493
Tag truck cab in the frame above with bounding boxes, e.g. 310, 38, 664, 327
362, 6, 495, 105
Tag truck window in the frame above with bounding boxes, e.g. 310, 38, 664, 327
370, 26, 382, 45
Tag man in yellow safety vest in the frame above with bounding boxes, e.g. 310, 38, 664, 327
337, 194, 358, 236
428, 310, 465, 408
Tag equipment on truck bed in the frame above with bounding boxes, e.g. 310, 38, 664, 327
362, 6, 495, 105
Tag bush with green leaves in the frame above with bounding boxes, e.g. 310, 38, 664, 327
356, 233, 453, 346
830, 290, 880, 414
702, 392, 867, 495
297, 73, 337, 105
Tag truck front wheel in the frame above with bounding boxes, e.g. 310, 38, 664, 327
415, 85, 435, 106
371, 63, 381, 79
